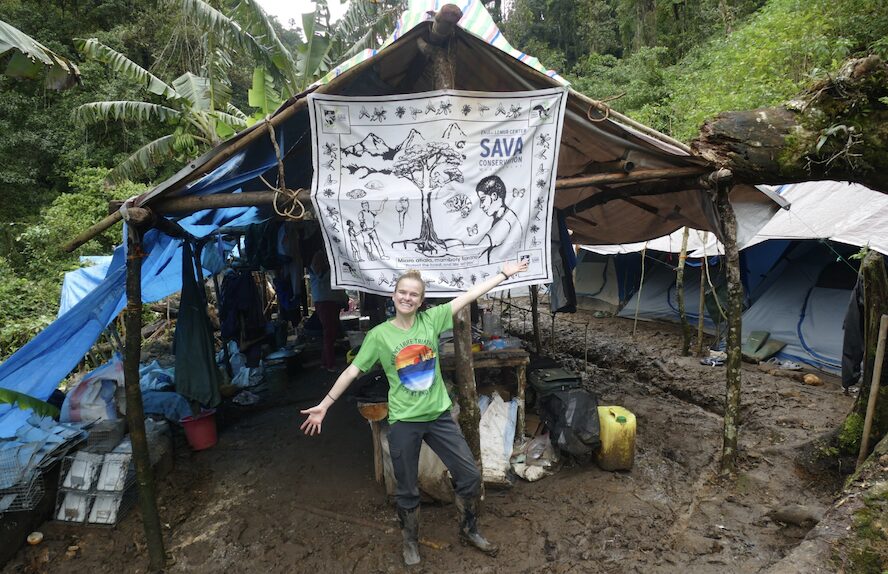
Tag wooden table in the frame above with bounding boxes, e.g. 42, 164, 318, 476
440, 348, 530, 442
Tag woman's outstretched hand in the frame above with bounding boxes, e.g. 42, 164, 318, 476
300, 404, 328, 436
502, 259, 529, 278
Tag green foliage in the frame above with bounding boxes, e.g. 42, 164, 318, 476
0, 388, 60, 418
841, 412, 866, 455
0, 168, 143, 359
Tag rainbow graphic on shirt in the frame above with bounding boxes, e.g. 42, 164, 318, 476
394, 344, 438, 392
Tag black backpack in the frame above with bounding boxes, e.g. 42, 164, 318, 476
538, 389, 601, 460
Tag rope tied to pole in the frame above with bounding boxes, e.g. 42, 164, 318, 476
585, 93, 625, 123
263, 119, 306, 220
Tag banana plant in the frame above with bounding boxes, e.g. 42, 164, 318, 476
0, 19, 80, 90
0, 388, 60, 418
73, 38, 248, 183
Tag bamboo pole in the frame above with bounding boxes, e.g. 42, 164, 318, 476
713, 171, 743, 476
123, 223, 166, 571
569, 89, 694, 154
696, 233, 708, 357
677, 227, 692, 356
554, 166, 707, 190
858, 315, 888, 468
530, 285, 542, 354
632, 243, 648, 338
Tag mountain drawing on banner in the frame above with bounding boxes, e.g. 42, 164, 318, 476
338, 124, 467, 257
441, 123, 466, 148
400, 129, 425, 153
342, 133, 400, 160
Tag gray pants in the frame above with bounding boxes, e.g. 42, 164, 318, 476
388, 410, 481, 510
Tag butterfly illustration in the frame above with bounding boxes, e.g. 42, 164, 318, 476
325, 174, 337, 185
535, 148, 548, 160
512, 187, 526, 199
323, 158, 335, 170
323, 188, 335, 198
358, 106, 371, 120
323, 142, 338, 158
409, 106, 423, 119
467, 224, 479, 236
395, 106, 406, 118
438, 100, 452, 115
371, 107, 387, 122
461, 104, 473, 116
478, 104, 490, 117
425, 101, 437, 115
537, 133, 552, 148
495, 103, 507, 116
506, 104, 523, 119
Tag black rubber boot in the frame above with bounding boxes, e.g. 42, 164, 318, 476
454, 496, 499, 557
397, 505, 421, 566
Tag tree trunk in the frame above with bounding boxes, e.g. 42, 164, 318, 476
676, 227, 692, 356
426, 5, 483, 470
714, 177, 743, 476
692, 56, 888, 193
124, 225, 166, 571
845, 251, 888, 455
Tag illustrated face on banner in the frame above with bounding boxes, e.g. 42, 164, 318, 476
309, 88, 568, 296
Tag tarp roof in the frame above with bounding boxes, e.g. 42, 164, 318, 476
131, 0, 724, 246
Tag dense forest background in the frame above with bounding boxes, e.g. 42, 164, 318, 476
0, 0, 886, 359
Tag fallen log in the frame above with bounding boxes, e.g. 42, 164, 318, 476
693, 55, 888, 193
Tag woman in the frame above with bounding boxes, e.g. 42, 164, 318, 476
309, 251, 347, 372
300, 259, 528, 566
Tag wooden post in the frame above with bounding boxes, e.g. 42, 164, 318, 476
696, 236, 708, 357
123, 222, 166, 571
676, 227, 692, 356
530, 285, 542, 354
858, 315, 888, 468
712, 171, 743, 475
515, 365, 526, 443
549, 312, 556, 355
632, 244, 647, 338
846, 251, 888, 454
422, 4, 484, 466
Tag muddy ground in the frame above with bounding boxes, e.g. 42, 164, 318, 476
2, 300, 855, 573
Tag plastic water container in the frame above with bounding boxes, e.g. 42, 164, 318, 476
596, 406, 636, 471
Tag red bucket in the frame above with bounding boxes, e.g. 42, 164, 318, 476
180, 409, 217, 450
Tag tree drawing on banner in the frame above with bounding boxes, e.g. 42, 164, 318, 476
342, 123, 467, 257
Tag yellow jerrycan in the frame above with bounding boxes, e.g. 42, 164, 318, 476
596, 406, 636, 471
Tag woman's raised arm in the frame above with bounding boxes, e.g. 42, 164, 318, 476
450, 259, 528, 315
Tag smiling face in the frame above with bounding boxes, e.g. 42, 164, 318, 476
392, 277, 425, 317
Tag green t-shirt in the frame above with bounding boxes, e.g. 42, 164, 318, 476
352, 303, 453, 423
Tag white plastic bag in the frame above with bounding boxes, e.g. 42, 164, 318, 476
61, 356, 124, 423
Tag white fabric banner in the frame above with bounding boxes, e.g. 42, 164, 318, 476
309, 88, 568, 295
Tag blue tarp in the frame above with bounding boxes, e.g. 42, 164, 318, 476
0, 138, 286, 437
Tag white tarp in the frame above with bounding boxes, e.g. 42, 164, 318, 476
582, 181, 888, 257
309, 88, 568, 295
744, 181, 888, 255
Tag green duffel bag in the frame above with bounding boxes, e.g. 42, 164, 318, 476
527, 367, 582, 407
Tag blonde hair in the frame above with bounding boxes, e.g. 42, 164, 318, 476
395, 269, 425, 299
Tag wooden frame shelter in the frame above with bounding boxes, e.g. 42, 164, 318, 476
63, 5, 751, 571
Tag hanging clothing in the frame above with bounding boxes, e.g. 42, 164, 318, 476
220, 269, 267, 367
549, 211, 577, 314
842, 278, 864, 389
173, 241, 222, 408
